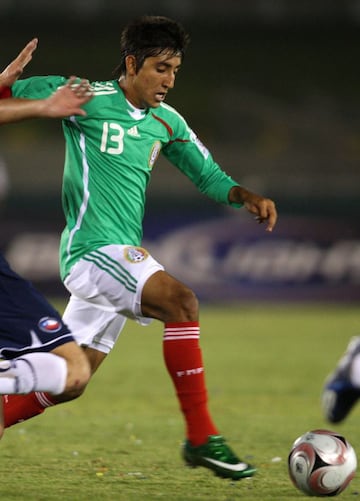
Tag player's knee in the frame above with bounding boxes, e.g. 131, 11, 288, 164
55, 374, 89, 403
64, 356, 91, 395
53, 385, 86, 403
62, 383, 87, 401
53, 342, 91, 395
173, 283, 199, 320
0, 424, 5, 440
142, 272, 199, 321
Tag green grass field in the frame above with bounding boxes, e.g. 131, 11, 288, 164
2, 303, 360, 500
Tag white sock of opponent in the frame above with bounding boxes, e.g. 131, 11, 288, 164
0, 353, 67, 395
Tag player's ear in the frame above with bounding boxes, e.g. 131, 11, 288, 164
125, 55, 137, 76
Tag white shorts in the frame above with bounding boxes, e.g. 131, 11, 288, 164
63, 244, 164, 354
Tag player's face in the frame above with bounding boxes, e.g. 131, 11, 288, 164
126, 53, 182, 109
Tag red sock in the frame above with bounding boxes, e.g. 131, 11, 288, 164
163, 321, 218, 446
3, 392, 56, 428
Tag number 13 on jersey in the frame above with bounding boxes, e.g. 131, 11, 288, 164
100, 122, 124, 155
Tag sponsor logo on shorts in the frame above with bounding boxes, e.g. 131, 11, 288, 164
124, 246, 149, 263
38, 317, 62, 333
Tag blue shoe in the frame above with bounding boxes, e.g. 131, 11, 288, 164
182, 435, 256, 480
322, 337, 360, 423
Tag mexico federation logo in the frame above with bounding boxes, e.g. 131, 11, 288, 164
38, 317, 62, 333
148, 140, 161, 168
124, 246, 149, 263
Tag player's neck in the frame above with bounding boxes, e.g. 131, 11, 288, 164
118, 77, 146, 111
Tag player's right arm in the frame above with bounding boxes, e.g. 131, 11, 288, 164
0, 78, 92, 124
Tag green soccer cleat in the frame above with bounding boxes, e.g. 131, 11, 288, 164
182, 435, 257, 480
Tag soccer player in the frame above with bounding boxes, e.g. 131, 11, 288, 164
3, 17, 277, 479
0, 39, 93, 435
322, 338, 360, 423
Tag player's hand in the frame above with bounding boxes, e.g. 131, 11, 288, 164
44, 77, 93, 118
0, 38, 38, 88
229, 186, 277, 232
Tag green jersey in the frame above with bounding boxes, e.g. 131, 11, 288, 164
12, 76, 242, 279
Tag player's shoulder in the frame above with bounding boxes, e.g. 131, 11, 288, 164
153, 102, 187, 127
16, 75, 65, 83
157, 101, 183, 118
12, 75, 67, 96
89, 80, 121, 97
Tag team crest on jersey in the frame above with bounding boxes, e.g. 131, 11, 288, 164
148, 141, 161, 169
38, 317, 62, 333
124, 246, 149, 263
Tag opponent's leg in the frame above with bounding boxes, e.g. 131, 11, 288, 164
3, 345, 104, 427
0, 394, 4, 439
2, 341, 92, 427
4, 392, 54, 428
2, 287, 125, 429
322, 336, 360, 423
0, 255, 90, 429
0, 340, 90, 394
2, 247, 127, 430
0, 352, 67, 395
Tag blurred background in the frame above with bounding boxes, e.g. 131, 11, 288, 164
1, 0, 360, 301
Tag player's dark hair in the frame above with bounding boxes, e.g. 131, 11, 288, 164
113, 15, 190, 78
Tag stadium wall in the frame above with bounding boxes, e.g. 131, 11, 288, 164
1, 199, 359, 302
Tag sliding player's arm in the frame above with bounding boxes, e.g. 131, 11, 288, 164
0, 39, 92, 124
0, 38, 38, 89
0, 78, 92, 124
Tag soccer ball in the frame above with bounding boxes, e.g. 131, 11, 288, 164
288, 429, 357, 497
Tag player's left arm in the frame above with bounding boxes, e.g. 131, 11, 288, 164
228, 185, 277, 232
162, 111, 278, 231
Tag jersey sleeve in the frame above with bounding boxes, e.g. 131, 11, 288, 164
11, 76, 67, 99
162, 111, 243, 208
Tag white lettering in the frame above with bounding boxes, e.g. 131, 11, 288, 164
100, 122, 124, 154
176, 367, 204, 377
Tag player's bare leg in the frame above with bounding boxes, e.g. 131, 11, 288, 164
51, 347, 106, 403
51, 342, 91, 396
0, 341, 90, 396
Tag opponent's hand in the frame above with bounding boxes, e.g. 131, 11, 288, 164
43, 77, 93, 118
0, 38, 38, 87
229, 186, 277, 232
